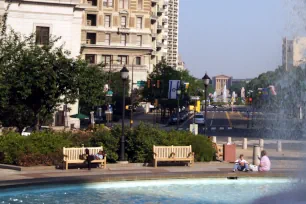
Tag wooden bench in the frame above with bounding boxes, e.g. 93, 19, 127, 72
212, 142, 223, 161
153, 145, 194, 168
63, 146, 106, 170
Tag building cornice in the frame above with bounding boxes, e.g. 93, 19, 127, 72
8, 0, 80, 6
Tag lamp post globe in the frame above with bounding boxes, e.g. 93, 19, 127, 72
120, 65, 129, 80
202, 73, 210, 135
202, 73, 210, 87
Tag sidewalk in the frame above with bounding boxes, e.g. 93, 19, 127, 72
0, 145, 304, 187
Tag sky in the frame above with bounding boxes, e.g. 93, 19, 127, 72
178, 0, 306, 79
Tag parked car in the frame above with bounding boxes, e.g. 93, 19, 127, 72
179, 111, 188, 121
21, 126, 50, 136
194, 114, 205, 125
168, 114, 178, 125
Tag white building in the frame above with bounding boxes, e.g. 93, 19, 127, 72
0, 0, 83, 128
282, 37, 306, 70
166, 0, 179, 68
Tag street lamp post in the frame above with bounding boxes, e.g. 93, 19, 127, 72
120, 66, 129, 161
176, 89, 181, 129
202, 73, 211, 135
130, 53, 152, 128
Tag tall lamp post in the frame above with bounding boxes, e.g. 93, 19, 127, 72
120, 66, 129, 161
202, 73, 211, 135
176, 89, 181, 129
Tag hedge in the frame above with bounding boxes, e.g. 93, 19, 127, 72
0, 123, 215, 166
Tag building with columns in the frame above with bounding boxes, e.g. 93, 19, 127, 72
212, 75, 232, 95
0, 0, 83, 128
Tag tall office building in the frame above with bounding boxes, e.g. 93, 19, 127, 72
282, 37, 306, 71
151, 0, 168, 66
80, 0, 153, 91
166, 0, 178, 68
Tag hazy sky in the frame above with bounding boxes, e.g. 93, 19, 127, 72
178, 0, 305, 79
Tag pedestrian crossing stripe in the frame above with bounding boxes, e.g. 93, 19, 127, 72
219, 127, 225, 130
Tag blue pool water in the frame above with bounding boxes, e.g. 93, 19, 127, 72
0, 178, 296, 204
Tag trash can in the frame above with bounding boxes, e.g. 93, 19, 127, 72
0, 152, 4, 162
223, 144, 236, 162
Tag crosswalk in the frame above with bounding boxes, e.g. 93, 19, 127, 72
179, 126, 234, 131
207, 110, 263, 114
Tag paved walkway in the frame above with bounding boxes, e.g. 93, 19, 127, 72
0, 145, 304, 187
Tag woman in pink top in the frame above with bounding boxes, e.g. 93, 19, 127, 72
259, 150, 271, 171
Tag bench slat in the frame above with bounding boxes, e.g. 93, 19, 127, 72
153, 145, 194, 167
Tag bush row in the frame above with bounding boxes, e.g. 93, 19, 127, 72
0, 123, 214, 166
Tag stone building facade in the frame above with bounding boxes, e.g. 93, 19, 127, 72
212, 75, 232, 95
80, 0, 154, 91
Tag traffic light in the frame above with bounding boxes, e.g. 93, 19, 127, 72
147, 79, 151, 88
157, 80, 160, 88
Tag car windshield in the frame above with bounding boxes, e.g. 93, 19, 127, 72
195, 115, 204, 119
24, 127, 34, 132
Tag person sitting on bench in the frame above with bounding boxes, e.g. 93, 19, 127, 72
94, 150, 104, 160
233, 154, 249, 172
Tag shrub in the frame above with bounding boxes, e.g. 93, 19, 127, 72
124, 123, 214, 163
125, 123, 167, 163
90, 127, 120, 162
0, 131, 72, 166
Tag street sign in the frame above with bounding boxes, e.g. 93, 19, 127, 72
106, 90, 113, 97
189, 124, 198, 135
137, 81, 145, 87
191, 96, 200, 100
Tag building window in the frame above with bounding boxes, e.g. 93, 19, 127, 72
86, 33, 96, 44
35, 26, 49, 45
85, 54, 96, 64
103, 0, 113, 7
119, 0, 129, 9
87, 14, 97, 26
105, 15, 111, 27
120, 34, 127, 46
87, 0, 97, 6
105, 33, 110, 45
136, 57, 141, 65
102, 55, 112, 64
121, 16, 127, 28
136, 35, 142, 46
118, 55, 128, 65
136, 17, 142, 29
137, 0, 143, 10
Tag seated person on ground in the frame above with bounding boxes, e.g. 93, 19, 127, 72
259, 150, 271, 172
94, 150, 104, 160
233, 154, 249, 172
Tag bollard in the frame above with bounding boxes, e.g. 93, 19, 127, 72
259, 139, 264, 150
227, 137, 232, 144
212, 136, 217, 143
277, 140, 282, 152
253, 145, 261, 166
243, 138, 247, 149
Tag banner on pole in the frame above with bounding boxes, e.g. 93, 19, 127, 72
168, 80, 181, 99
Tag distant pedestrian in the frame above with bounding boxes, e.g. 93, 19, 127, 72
85, 148, 94, 170
258, 150, 271, 172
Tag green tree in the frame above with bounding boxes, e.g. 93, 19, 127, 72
0, 16, 108, 130
78, 61, 108, 114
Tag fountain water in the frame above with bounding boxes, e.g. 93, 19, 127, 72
213, 91, 217, 102
223, 85, 227, 103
